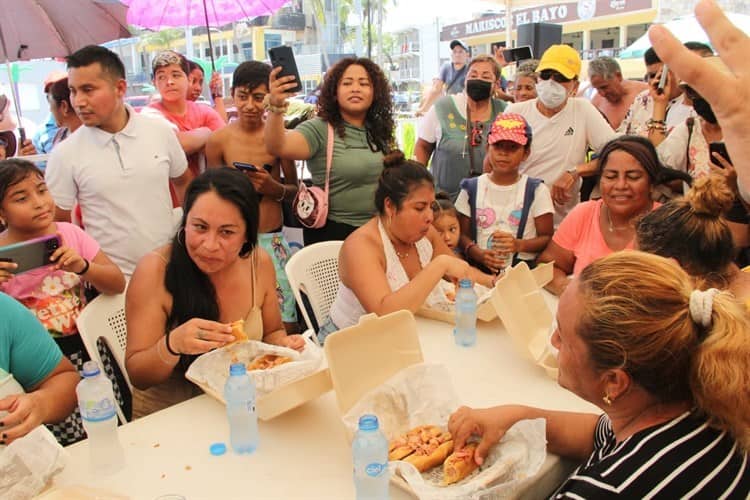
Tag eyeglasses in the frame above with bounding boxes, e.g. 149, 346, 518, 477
470, 121, 484, 147
538, 70, 571, 83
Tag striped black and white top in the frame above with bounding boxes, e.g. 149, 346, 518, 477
552, 411, 749, 499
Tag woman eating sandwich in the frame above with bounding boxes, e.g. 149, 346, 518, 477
125, 168, 304, 418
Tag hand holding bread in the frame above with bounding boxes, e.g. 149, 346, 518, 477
388, 425, 482, 485
168, 318, 235, 355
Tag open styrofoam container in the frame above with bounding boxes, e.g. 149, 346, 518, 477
324, 310, 424, 420
488, 262, 558, 378
324, 310, 429, 494
416, 261, 555, 325
187, 332, 332, 420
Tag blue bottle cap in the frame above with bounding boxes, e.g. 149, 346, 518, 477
81, 360, 100, 377
458, 278, 473, 288
358, 414, 379, 431
229, 363, 246, 376
209, 442, 227, 456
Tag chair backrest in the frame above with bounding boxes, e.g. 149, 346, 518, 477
75, 292, 130, 424
285, 240, 343, 335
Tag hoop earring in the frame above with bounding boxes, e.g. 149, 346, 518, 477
176, 227, 185, 246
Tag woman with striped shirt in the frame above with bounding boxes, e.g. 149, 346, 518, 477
449, 251, 749, 498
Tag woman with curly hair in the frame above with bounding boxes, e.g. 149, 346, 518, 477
265, 56, 395, 244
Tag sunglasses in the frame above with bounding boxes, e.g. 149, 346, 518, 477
539, 70, 571, 83
470, 121, 484, 147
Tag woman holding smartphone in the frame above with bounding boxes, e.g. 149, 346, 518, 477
0, 159, 125, 445
265, 56, 395, 244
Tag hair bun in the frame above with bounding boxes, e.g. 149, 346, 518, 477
686, 174, 734, 217
383, 150, 406, 169
435, 191, 451, 201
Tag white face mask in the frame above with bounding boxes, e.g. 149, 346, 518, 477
536, 79, 568, 109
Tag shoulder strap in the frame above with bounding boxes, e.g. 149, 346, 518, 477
445, 64, 466, 93
515, 177, 542, 240
460, 176, 479, 242
323, 123, 334, 195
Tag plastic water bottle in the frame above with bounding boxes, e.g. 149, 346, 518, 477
76, 361, 124, 475
352, 414, 389, 500
225, 363, 258, 454
454, 278, 478, 347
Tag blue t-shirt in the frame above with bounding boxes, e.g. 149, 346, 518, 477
0, 293, 63, 389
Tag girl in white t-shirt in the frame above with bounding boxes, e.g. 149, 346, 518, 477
455, 113, 554, 273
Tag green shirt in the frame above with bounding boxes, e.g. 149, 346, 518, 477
297, 118, 384, 227
0, 293, 63, 390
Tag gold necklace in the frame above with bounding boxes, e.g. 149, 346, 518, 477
605, 205, 630, 232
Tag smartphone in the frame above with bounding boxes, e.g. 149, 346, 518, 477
268, 45, 303, 93
233, 161, 259, 172
502, 46, 533, 63
233, 162, 273, 173
0, 234, 60, 275
709, 142, 732, 168
657, 64, 669, 94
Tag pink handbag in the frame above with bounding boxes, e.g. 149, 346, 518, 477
293, 123, 334, 229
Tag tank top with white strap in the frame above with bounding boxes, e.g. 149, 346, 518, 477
328, 219, 447, 329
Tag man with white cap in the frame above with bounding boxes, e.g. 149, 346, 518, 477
506, 44, 616, 223
416, 39, 470, 116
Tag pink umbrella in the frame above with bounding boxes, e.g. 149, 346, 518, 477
123, 0, 290, 69
0, 0, 131, 143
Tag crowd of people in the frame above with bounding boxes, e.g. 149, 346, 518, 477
0, 0, 748, 495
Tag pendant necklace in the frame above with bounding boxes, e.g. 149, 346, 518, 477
605, 205, 630, 232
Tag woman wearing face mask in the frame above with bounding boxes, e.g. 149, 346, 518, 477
505, 45, 616, 220
655, 56, 749, 254
415, 55, 507, 201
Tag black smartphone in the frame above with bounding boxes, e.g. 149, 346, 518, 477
0, 234, 60, 275
268, 45, 303, 93
233, 162, 273, 173
502, 46, 533, 63
657, 64, 669, 94
709, 142, 732, 168
234, 161, 259, 172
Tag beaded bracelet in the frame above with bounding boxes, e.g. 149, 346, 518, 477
262, 94, 289, 114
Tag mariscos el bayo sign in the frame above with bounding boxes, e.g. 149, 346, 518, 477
440, 0, 653, 41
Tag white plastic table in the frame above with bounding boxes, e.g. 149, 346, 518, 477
50, 307, 597, 499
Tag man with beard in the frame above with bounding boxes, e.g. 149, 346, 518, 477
588, 56, 648, 129
415, 55, 507, 200
205, 61, 299, 333
505, 45, 616, 223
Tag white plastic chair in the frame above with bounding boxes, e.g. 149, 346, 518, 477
285, 240, 343, 339
75, 292, 130, 424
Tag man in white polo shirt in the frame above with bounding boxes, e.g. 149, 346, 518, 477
46, 45, 191, 277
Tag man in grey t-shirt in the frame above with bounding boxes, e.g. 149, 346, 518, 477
416, 40, 469, 116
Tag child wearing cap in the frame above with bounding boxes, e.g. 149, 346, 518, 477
455, 113, 553, 273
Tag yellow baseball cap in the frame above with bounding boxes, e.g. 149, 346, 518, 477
537, 45, 581, 80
